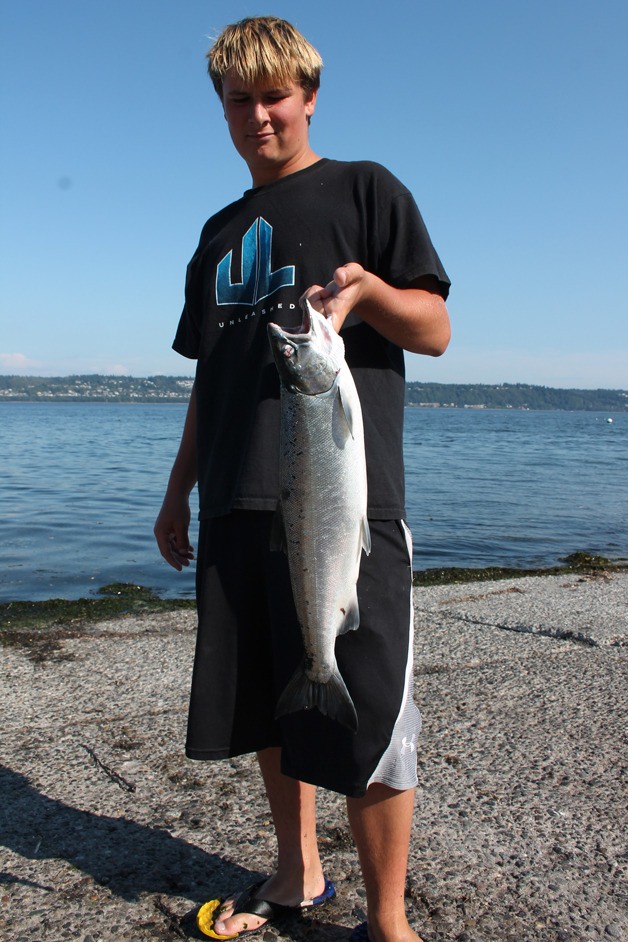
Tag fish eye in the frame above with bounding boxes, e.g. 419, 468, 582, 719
282, 344, 294, 358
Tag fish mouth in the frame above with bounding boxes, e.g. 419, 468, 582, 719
267, 300, 341, 394
267, 299, 315, 362
270, 297, 313, 343
268, 299, 337, 350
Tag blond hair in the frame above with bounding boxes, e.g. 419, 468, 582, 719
207, 16, 323, 100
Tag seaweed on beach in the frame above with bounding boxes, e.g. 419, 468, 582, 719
412, 551, 628, 586
0, 582, 194, 640
2, 554, 626, 647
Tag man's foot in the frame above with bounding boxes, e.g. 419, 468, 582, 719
197, 874, 335, 939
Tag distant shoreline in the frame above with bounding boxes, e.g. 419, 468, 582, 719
1, 374, 627, 411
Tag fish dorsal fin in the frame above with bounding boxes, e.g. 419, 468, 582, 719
337, 382, 355, 439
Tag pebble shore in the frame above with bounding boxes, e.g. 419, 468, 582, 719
1, 572, 627, 942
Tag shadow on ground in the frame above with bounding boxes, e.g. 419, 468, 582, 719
0, 765, 352, 940
0, 765, 249, 903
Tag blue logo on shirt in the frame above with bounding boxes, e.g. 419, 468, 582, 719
216, 217, 295, 306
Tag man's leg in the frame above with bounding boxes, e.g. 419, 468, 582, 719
212, 747, 326, 936
347, 783, 423, 942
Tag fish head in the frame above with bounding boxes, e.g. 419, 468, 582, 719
268, 299, 344, 395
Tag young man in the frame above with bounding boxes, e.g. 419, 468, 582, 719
154, 16, 450, 942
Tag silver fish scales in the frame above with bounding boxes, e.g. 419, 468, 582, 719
267, 300, 371, 732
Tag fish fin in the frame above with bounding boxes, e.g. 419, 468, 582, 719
275, 662, 358, 733
269, 504, 287, 553
338, 593, 360, 634
361, 517, 371, 556
337, 384, 355, 439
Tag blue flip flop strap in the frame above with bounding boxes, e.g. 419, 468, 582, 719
307, 878, 336, 907
228, 876, 336, 923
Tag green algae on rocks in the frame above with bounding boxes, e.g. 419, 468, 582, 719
0, 582, 194, 636
3, 554, 626, 641
412, 551, 628, 587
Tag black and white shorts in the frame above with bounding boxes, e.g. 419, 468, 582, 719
186, 511, 421, 798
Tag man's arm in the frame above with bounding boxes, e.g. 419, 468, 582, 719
303, 263, 451, 356
154, 383, 198, 571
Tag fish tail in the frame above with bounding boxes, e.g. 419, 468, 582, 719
275, 662, 358, 733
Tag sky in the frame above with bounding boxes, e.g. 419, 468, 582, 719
1, 0, 626, 388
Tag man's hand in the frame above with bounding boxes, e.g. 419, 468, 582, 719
154, 493, 194, 572
302, 264, 450, 355
301, 263, 367, 333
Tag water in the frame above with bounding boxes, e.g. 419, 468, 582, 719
1, 402, 626, 601
405, 407, 627, 571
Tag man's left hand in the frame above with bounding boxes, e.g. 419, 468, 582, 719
301, 263, 367, 332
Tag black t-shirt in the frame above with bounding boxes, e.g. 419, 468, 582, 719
173, 158, 450, 520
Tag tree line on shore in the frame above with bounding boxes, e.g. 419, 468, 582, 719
1, 375, 626, 411
405, 382, 627, 411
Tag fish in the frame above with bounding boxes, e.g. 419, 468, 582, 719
267, 299, 371, 733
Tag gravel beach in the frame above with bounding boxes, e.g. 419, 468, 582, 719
1, 572, 627, 942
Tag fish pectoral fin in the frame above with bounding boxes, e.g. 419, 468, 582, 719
361, 517, 372, 556
269, 504, 287, 553
275, 661, 358, 733
338, 594, 360, 634
337, 384, 355, 439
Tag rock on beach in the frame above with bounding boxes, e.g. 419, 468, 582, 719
1, 572, 627, 942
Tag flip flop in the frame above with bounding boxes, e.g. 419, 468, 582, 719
197, 877, 336, 939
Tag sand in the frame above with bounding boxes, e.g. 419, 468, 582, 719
1, 571, 627, 942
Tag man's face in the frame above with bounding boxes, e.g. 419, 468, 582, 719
221, 70, 317, 186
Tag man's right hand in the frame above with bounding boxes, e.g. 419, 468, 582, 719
154, 493, 194, 571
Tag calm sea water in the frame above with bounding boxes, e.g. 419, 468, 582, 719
1, 402, 626, 602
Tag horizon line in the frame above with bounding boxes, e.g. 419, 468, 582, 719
1, 374, 627, 394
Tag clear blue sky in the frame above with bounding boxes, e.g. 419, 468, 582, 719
1, 0, 626, 387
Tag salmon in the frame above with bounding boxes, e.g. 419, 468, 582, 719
267, 300, 371, 732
